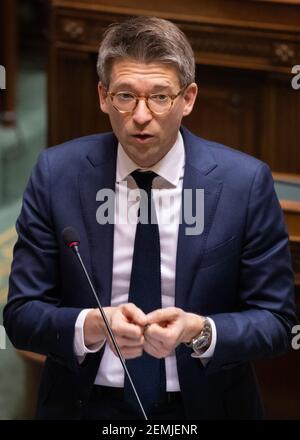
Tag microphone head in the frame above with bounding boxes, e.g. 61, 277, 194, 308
62, 226, 80, 248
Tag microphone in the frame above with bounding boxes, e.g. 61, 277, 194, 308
62, 226, 148, 420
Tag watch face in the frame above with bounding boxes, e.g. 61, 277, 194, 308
185, 318, 212, 354
193, 319, 212, 353
194, 335, 209, 351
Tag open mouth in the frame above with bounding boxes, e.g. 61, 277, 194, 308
132, 134, 153, 141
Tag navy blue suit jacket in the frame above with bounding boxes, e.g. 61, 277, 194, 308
3, 127, 296, 419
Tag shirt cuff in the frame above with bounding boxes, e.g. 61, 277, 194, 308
73, 308, 106, 363
191, 317, 217, 366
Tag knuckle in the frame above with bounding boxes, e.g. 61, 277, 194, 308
133, 325, 141, 334
110, 322, 119, 334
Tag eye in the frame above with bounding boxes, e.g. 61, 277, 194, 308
116, 92, 135, 101
150, 94, 169, 102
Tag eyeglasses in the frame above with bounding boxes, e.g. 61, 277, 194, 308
106, 87, 186, 115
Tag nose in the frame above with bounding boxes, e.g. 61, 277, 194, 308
132, 98, 153, 125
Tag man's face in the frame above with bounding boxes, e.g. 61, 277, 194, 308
98, 59, 198, 167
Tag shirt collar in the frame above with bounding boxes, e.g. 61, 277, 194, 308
116, 131, 185, 187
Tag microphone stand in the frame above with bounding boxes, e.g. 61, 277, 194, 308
71, 243, 148, 421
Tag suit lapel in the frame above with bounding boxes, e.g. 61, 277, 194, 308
175, 127, 223, 311
79, 133, 118, 308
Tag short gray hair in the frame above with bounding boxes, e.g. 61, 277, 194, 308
97, 16, 195, 89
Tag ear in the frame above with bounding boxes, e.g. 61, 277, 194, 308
182, 83, 198, 117
98, 82, 109, 114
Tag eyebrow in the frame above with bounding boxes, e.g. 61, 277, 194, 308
111, 83, 174, 93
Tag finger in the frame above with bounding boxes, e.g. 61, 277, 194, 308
145, 322, 172, 343
122, 303, 148, 327
108, 341, 143, 358
116, 320, 145, 340
112, 310, 145, 339
144, 332, 164, 352
120, 347, 144, 359
147, 307, 179, 325
147, 323, 181, 351
143, 340, 166, 359
117, 335, 145, 347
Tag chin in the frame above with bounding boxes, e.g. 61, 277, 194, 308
125, 142, 162, 166
133, 154, 156, 167
133, 158, 153, 168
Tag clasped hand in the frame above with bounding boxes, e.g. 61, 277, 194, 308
101, 303, 205, 360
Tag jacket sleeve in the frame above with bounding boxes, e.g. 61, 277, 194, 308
206, 163, 297, 374
3, 150, 82, 372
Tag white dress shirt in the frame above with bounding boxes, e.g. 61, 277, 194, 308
74, 131, 216, 391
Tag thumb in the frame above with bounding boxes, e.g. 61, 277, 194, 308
146, 308, 167, 324
122, 303, 148, 327
147, 307, 178, 325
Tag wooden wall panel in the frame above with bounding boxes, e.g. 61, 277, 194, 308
185, 66, 263, 157
52, 50, 111, 144
48, 0, 300, 174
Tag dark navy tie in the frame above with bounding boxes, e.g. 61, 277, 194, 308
124, 170, 166, 414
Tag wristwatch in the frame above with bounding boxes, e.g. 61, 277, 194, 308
185, 317, 212, 356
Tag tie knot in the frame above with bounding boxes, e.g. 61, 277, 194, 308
131, 170, 157, 191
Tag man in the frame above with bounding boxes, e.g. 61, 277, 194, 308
3, 16, 296, 420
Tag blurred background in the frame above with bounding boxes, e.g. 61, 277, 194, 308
0, 0, 300, 420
